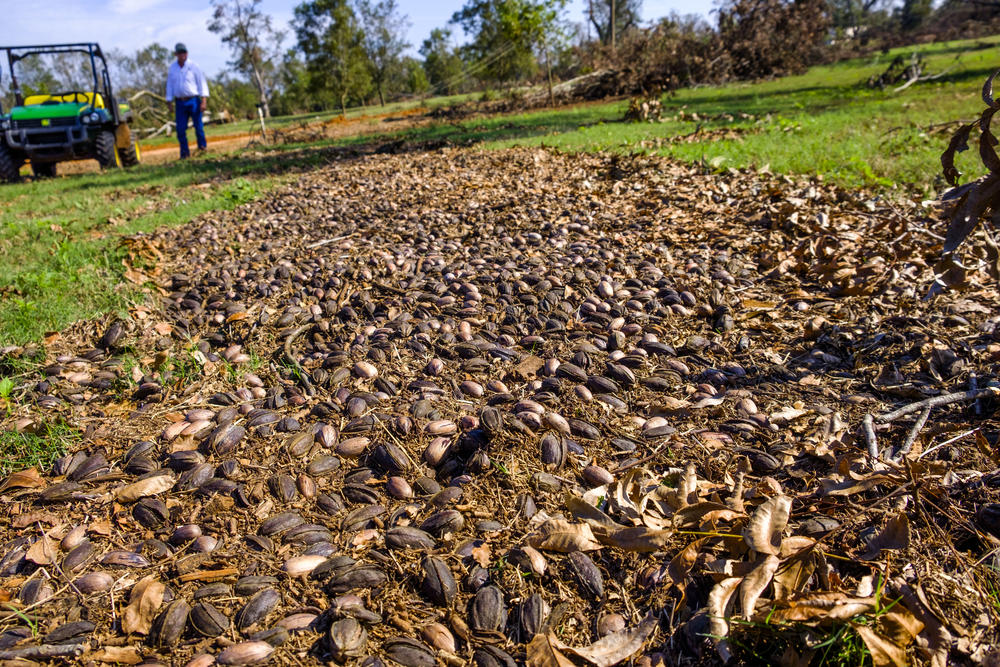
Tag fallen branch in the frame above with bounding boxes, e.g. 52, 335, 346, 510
877, 387, 998, 423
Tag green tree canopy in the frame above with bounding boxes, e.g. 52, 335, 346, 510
420, 28, 466, 94
356, 0, 410, 106
450, 0, 566, 85
293, 0, 372, 113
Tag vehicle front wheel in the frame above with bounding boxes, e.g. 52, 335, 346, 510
119, 139, 141, 167
0, 143, 22, 183
95, 131, 121, 170
31, 161, 57, 178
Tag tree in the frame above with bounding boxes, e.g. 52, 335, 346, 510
355, 0, 410, 106
587, 0, 642, 48
112, 43, 173, 93
898, 0, 933, 31
451, 0, 566, 86
208, 0, 285, 117
294, 0, 371, 114
420, 28, 465, 94
400, 57, 430, 95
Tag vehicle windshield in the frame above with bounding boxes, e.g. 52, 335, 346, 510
6, 51, 98, 107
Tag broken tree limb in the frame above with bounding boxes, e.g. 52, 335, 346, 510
877, 387, 999, 423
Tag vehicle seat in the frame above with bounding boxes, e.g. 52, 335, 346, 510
23, 92, 105, 108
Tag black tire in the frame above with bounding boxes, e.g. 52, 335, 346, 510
0, 143, 21, 183
119, 139, 140, 167
31, 161, 57, 179
95, 130, 120, 170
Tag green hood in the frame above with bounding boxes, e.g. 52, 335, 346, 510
10, 102, 89, 121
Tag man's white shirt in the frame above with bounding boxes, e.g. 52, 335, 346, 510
165, 61, 210, 101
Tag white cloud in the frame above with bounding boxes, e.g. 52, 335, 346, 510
108, 0, 168, 14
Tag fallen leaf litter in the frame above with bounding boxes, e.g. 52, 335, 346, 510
2, 146, 1000, 666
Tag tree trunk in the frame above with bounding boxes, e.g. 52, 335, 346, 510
340, 92, 347, 117
251, 64, 270, 118
611, 0, 616, 52
377, 81, 385, 107
545, 43, 554, 108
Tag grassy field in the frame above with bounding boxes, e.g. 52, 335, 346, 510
2, 35, 998, 353
290, 35, 1000, 193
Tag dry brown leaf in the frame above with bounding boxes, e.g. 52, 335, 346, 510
520, 545, 547, 575
668, 537, 708, 587
89, 646, 143, 665
861, 512, 910, 561
528, 519, 602, 552
768, 594, 876, 623
852, 624, 908, 667
471, 543, 492, 568
558, 613, 657, 667
25, 534, 57, 565
744, 495, 791, 555
740, 554, 780, 619
115, 473, 175, 503
881, 608, 924, 647
565, 494, 624, 530
122, 575, 165, 636
601, 526, 673, 552
526, 633, 575, 667
707, 577, 743, 663
0, 468, 46, 492
772, 552, 816, 601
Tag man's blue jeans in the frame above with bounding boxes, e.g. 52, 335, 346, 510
175, 97, 206, 158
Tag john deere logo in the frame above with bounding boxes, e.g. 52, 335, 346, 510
41, 119, 50, 126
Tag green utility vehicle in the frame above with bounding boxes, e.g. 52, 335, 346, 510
0, 43, 141, 182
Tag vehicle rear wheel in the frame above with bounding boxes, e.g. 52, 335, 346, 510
31, 162, 57, 178
0, 143, 21, 183
95, 131, 121, 170
119, 139, 141, 167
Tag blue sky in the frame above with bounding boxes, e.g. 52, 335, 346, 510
3, 0, 710, 75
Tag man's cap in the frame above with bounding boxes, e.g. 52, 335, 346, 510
174, 43, 188, 54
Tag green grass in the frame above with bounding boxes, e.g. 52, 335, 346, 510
0, 421, 80, 475
273, 35, 1000, 194
0, 144, 349, 348
140, 91, 478, 146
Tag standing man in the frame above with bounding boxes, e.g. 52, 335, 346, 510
165, 43, 210, 159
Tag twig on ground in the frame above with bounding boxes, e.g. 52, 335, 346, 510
917, 428, 980, 461
305, 234, 355, 249
862, 413, 878, 459
878, 387, 998, 423
894, 406, 931, 460
283, 324, 315, 396
0, 644, 86, 660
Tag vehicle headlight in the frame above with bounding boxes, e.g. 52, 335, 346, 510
90, 112, 100, 123
0, 119, 9, 130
